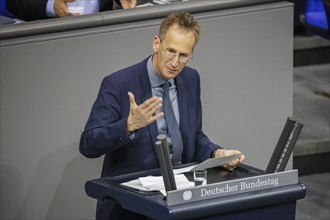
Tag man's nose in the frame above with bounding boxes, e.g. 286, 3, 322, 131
171, 55, 180, 66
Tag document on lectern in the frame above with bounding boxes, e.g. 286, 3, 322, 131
174, 154, 242, 175
120, 154, 241, 194
121, 174, 193, 195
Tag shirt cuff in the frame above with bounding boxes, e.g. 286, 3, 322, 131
46, 0, 56, 17
128, 132, 136, 139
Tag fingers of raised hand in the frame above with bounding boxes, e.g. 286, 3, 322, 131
129, 96, 163, 129
128, 92, 137, 107
140, 97, 162, 116
149, 112, 164, 123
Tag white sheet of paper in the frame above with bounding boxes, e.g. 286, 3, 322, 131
174, 154, 242, 174
191, 154, 242, 171
139, 174, 194, 195
173, 165, 196, 175
121, 178, 153, 191
120, 154, 241, 194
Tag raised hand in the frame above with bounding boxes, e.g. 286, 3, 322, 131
127, 92, 164, 133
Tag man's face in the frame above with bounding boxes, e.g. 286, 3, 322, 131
152, 24, 195, 80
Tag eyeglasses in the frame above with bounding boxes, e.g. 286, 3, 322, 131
158, 39, 192, 64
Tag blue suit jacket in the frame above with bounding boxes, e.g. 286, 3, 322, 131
79, 57, 220, 177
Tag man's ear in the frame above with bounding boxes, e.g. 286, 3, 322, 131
152, 36, 160, 53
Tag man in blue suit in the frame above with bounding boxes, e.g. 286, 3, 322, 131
80, 11, 245, 219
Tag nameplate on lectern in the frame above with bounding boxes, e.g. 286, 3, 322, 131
166, 169, 298, 205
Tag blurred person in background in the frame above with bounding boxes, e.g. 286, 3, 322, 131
6, 0, 136, 21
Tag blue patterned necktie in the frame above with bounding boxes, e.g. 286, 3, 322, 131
162, 81, 183, 164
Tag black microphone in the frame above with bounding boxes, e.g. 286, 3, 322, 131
154, 134, 177, 192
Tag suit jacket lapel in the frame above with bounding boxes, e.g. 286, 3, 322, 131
175, 75, 189, 148
138, 60, 159, 146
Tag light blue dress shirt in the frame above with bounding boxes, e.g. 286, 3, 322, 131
46, 0, 100, 17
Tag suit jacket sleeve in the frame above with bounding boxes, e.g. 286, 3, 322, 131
79, 74, 132, 158
7, 0, 49, 21
193, 72, 221, 161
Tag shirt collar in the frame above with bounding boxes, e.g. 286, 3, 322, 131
147, 55, 174, 88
